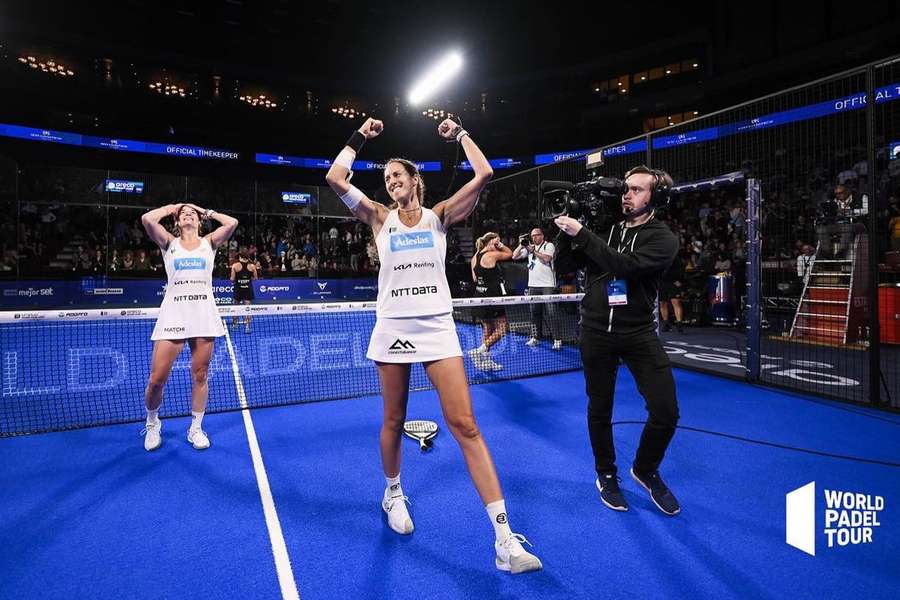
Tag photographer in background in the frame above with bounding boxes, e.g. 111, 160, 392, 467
555, 166, 681, 516
513, 228, 562, 349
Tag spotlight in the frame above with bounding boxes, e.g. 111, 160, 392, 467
408, 50, 463, 105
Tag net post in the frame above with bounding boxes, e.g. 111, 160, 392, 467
746, 178, 761, 383
865, 65, 881, 407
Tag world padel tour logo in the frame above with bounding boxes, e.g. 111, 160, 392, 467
174, 257, 206, 271
390, 232, 434, 252
786, 481, 885, 556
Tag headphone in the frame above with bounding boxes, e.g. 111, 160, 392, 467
648, 168, 671, 209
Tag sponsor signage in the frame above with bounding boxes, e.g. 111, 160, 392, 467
786, 481, 886, 556
0, 123, 240, 160
0, 278, 380, 308
104, 179, 144, 194
256, 152, 441, 172
281, 191, 311, 205
390, 232, 435, 252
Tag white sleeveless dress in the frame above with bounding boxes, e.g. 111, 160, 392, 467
150, 237, 226, 340
366, 208, 462, 363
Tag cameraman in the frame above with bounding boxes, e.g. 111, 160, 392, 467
512, 228, 562, 349
555, 166, 681, 516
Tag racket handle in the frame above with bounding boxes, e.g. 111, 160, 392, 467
419, 439, 428, 451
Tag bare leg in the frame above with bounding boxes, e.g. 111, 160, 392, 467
671, 298, 683, 322
659, 301, 670, 323
425, 357, 502, 504
145, 339, 185, 411
376, 362, 411, 478
188, 337, 215, 413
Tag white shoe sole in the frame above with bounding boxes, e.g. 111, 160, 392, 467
187, 432, 210, 450
495, 554, 543, 574
629, 468, 680, 516
595, 478, 628, 511
144, 438, 162, 452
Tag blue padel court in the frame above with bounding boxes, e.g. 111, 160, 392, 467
2, 367, 898, 600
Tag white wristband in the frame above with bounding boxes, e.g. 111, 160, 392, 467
335, 148, 355, 170
455, 129, 469, 143
340, 185, 364, 211
205, 209, 216, 219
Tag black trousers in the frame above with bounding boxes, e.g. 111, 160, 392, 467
579, 327, 680, 475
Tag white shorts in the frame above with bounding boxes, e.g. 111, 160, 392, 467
366, 313, 463, 363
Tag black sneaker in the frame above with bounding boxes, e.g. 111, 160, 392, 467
595, 472, 628, 511
630, 468, 680, 515
675, 322, 684, 334
661, 322, 671, 332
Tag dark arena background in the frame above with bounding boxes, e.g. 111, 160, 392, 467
1, 2, 899, 599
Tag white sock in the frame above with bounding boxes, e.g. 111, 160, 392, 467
486, 499, 513, 542
191, 411, 204, 430
146, 409, 159, 424
385, 473, 403, 498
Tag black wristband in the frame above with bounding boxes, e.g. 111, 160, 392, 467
346, 130, 366, 154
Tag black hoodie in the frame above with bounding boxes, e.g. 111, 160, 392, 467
556, 217, 678, 334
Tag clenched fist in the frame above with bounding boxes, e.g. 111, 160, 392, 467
358, 118, 384, 139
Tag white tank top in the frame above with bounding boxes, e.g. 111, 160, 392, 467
150, 237, 225, 340
375, 208, 452, 318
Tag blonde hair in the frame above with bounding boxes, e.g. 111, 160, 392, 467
384, 158, 426, 209
475, 232, 499, 253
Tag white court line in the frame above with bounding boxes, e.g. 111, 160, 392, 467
223, 322, 300, 600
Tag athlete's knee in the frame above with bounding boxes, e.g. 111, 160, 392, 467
382, 410, 406, 433
191, 365, 209, 385
145, 377, 166, 396
446, 413, 481, 440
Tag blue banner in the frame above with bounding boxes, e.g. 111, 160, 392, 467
281, 192, 310, 205
1, 122, 240, 160
534, 149, 594, 165
84, 136, 149, 152
652, 82, 900, 150
601, 140, 648, 157
256, 153, 442, 172
2, 124, 83, 146
1, 278, 379, 308
105, 179, 144, 193
459, 157, 525, 170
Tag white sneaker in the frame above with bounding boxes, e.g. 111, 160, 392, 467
525, 337, 539, 347
187, 427, 210, 450
483, 355, 504, 371
142, 420, 162, 452
495, 533, 543, 574
471, 349, 503, 371
382, 492, 414, 535
552, 340, 562, 350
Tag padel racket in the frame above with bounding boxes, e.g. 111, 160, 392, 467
403, 420, 438, 451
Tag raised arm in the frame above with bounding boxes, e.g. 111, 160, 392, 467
433, 119, 493, 228
141, 204, 177, 251
325, 118, 388, 229
491, 240, 514, 262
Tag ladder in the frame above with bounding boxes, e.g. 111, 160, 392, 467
789, 243, 853, 345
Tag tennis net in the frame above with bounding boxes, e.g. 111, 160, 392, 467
0, 294, 584, 436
